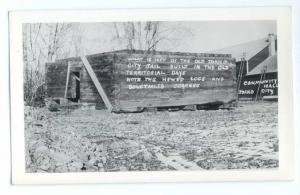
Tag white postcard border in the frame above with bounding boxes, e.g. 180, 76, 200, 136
9, 7, 294, 184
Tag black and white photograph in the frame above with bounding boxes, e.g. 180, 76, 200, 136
22, 20, 279, 173
9, 8, 294, 184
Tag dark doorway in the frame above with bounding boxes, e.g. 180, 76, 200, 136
68, 72, 80, 102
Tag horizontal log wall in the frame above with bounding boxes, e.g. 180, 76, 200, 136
45, 61, 68, 98
113, 52, 236, 110
46, 61, 83, 99
46, 50, 237, 110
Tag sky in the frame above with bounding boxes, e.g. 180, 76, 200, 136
72, 20, 276, 55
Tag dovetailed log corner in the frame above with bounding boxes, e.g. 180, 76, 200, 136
45, 50, 236, 112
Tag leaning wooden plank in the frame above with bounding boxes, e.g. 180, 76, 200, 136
80, 55, 113, 112
64, 61, 71, 98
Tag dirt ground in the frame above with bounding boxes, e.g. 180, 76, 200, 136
24, 101, 278, 172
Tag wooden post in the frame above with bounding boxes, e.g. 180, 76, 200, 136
64, 61, 71, 98
80, 55, 113, 112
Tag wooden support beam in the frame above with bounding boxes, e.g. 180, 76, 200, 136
64, 61, 71, 98
80, 55, 113, 112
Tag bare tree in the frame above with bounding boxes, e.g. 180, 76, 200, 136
111, 21, 193, 52
23, 23, 72, 106
71, 25, 84, 57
